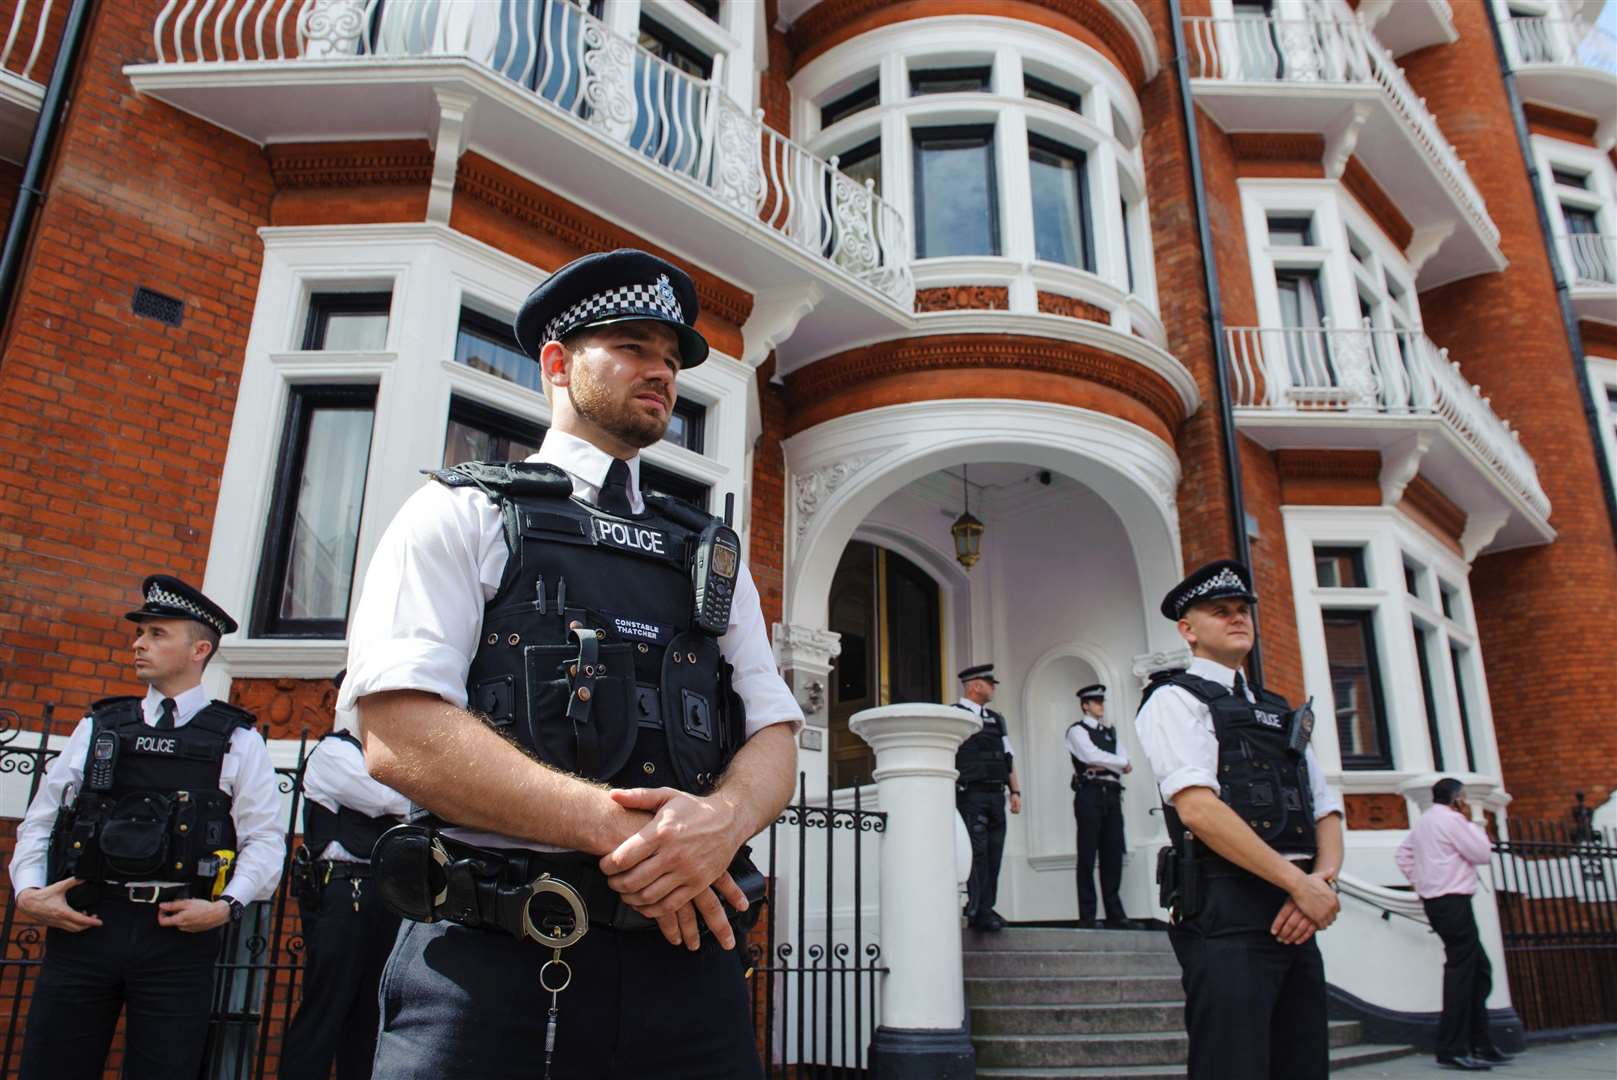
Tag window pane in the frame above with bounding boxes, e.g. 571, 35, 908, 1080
1324, 611, 1391, 768
1552, 167, 1589, 189
1268, 216, 1314, 247
838, 140, 881, 195
822, 81, 879, 129
1024, 74, 1082, 113
913, 128, 999, 258
1439, 582, 1459, 620
1121, 194, 1135, 293
322, 314, 389, 352
280, 408, 373, 621
1414, 622, 1445, 771
454, 309, 540, 392
1029, 141, 1092, 270
306, 292, 391, 351
1563, 204, 1600, 234
443, 398, 544, 467
885, 549, 942, 704
663, 399, 706, 453
1403, 560, 1420, 597
1450, 645, 1479, 772
909, 66, 990, 96
1313, 546, 1366, 588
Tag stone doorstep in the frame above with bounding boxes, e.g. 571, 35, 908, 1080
964, 927, 1176, 953
971, 1020, 1364, 1068
964, 950, 1183, 977
965, 975, 1187, 1006
971, 1040, 1418, 1078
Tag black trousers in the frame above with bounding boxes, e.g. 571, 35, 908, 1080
18, 894, 223, 1080
959, 788, 1007, 921
1422, 893, 1494, 1058
1168, 872, 1328, 1080
1074, 782, 1126, 922
281, 871, 402, 1080
371, 917, 764, 1079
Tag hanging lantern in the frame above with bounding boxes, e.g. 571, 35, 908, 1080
951, 465, 984, 569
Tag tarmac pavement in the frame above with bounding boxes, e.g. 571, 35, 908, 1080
1339, 1037, 1615, 1078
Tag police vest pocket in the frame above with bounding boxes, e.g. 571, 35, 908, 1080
523, 643, 637, 781
98, 793, 174, 878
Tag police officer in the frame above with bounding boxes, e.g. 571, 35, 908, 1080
1068, 684, 1141, 930
1135, 560, 1344, 1080
953, 663, 1020, 932
281, 671, 408, 1080
342, 249, 802, 1079
8, 576, 284, 1080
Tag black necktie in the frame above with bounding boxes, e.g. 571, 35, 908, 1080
1232, 671, 1247, 701
599, 459, 634, 517
157, 698, 177, 730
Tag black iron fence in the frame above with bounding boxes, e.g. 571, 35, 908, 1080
1491, 817, 1617, 1033
0, 717, 886, 1077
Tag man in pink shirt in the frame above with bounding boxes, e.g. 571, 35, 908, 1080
1396, 779, 1512, 1071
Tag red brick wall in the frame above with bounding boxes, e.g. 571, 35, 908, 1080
0, 3, 274, 728
1400, 3, 1617, 820
751, 356, 788, 631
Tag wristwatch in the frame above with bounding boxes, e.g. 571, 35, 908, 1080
226, 898, 245, 924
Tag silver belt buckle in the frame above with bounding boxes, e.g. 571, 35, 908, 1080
127, 884, 164, 903
522, 873, 589, 949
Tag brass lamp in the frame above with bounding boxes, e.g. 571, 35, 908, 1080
951, 466, 984, 569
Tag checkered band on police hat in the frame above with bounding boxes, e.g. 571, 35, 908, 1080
1162, 559, 1258, 620
1184, 567, 1246, 605
145, 582, 227, 635
544, 274, 684, 343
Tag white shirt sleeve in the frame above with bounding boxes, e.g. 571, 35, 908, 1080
720, 562, 803, 737
1066, 725, 1130, 771
302, 737, 411, 820
7, 717, 92, 894
218, 728, 288, 905
1304, 745, 1343, 820
1133, 686, 1221, 804
339, 481, 507, 712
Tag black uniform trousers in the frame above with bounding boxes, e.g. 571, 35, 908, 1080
371, 917, 764, 1079
1168, 870, 1328, 1080
1074, 781, 1126, 922
281, 868, 402, 1080
18, 893, 223, 1080
1421, 892, 1494, 1059
958, 786, 1007, 922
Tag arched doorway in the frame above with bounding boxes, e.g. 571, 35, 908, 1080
827, 540, 944, 789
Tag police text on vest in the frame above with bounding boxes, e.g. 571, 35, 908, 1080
594, 518, 667, 555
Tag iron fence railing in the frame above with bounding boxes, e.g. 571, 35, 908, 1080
1508, 15, 1617, 74
1562, 233, 1617, 286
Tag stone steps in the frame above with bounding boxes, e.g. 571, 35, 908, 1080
973, 1040, 1417, 1078
967, 975, 1186, 1006
972, 1020, 1364, 1069
965, 950, 1183, 977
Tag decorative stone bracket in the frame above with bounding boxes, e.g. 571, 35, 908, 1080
773, 623, 842, 730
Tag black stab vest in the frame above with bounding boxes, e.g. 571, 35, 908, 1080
954, 705, 1012, 787
431, 461, 742, 796
1070, 720, 1120, 780
50, 696, 252, 895
1146, 674, 1317, 856
302, 731, 400, 861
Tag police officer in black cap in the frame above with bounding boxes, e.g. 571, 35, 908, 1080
8, 575, 284, 1080
953, 663, 1020, 932
1135, 560, 1344, 1080
343, 249, 802, 1079
1067, 684, 1141, 930
281, 671, 408, 1080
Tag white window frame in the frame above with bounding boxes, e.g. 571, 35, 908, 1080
1530, 135, 1617, 288
1587, 354, 1617, 506
1284, 505, 1504, 798
200, 223, 755, 689
607, 0, 755, 110
788, 16, 1160, 341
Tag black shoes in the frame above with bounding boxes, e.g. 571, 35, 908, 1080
1472, 1047, 1515, 1064
1436, 1055, 1493, 1071
1104, 918, 1146, 931
970, 910, 1006, 932
1076, 918, 1100, 930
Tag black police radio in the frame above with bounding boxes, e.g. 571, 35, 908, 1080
88, 728, 119, 791
692, 493, 740, 635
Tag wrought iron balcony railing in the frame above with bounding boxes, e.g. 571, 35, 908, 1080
147, 0, 913, 306
1507, 15, 1617, 74
1183, 11, 1498, 252
1225, 324, 1548, 519
1562, 233, 1617, 286
2, 0, 54, 84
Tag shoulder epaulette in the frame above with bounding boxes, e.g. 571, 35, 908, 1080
191, 700, 257, 735
1137, 669, 1194, 709
89, 695, 142, 712
423, 461, 573, 499
88, 696, 143, 725
645, 493, 716, 532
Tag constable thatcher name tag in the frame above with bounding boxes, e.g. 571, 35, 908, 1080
134, 735, 178, 754
592, 518, 668, 556
609, 615, 673, 644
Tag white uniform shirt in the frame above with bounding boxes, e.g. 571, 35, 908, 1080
301, 715, 410, 863
339, 429, 803, 851
1134, 657, 1342, 820
1066, 719, 1130, 772
8, 683, 287, 903
956, 698, 1014, 759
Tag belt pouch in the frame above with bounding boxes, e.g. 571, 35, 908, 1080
98, 793, 173, 878
371, 824, 445, 923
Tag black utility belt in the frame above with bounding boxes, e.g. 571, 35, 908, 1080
1200, 848, 1315, 879
961, 782, 1007, 794
315, 860, 373, 881
103, 881, 194, 903
1080, 770, 1122, 785
370, 824, 765, 946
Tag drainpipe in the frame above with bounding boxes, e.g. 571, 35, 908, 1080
1167, 0, 1264, 683
0, 0, 97, 341
1483, 2, 1617, 543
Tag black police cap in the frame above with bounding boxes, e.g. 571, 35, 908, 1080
514, 249, 709, 369
958, 663, 999, 685
1160, 559, 1258, 621
125, 574, 238, 637
1076, 683, 1106, 702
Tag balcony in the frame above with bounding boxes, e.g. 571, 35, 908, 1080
125, 0, 915, 355
1357, 0, 1457, 58
1559, 232, 1617, 323
1183, 11, 1504, 289
1, 0, 61, 164
1505, 14, 1617, 147
1226, 325, 1553, 554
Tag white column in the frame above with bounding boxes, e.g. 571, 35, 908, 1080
773, 623, 841, 799
851, 704, 978, 1077
997, 109, 1037, 313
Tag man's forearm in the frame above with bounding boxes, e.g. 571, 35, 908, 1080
1173, 788, 1308, 893
712, 723, 798, 847
1313, 812, 1344, 879
359, 690, 648, 855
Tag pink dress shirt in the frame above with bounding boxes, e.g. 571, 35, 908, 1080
1396, 803, 1493, 899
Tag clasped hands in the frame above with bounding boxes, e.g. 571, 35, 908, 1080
17, 878, 230, 933
599, 787, 750, 953
1270, 869, 1341, 945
